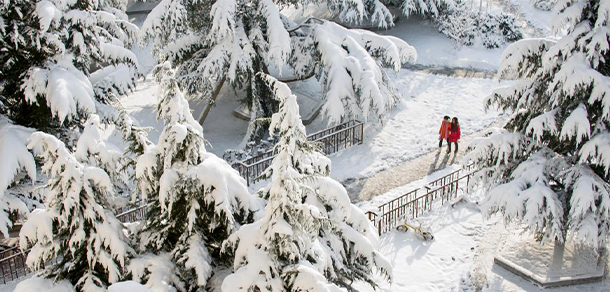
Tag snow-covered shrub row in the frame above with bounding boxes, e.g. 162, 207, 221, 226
388, 0, 522, 48
142, 0, 415, 136
464, 0, 610, 248
434, 4, 523, 49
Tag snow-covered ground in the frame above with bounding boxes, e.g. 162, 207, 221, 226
378, 15, 507, 70
348, 170, 610, 292
322, 70, 508, 182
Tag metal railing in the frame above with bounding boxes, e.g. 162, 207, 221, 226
233, 120, 364, 185
366, 164, 476, 235
0, 250, 29, 284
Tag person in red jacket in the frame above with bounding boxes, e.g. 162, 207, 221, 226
438, 115, 451, 147
447, 117, 461, 153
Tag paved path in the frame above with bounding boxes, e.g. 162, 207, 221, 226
344, 120, 504, 202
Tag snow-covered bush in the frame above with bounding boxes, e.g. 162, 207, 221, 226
222, 75, 391, 291
142, 0, 414, 137
434, 3, 523, 48
464, 0, 610, 247
395, 0, 456, 17
533, 0, 556, 11
21, 132, 133, 291
0, 0, 139, 129
131, 63, 262, 291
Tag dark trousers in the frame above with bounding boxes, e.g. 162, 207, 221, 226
439, 139, 447, 147
448, 141, 458, 153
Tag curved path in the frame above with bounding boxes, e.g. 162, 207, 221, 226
344, 120, 504, 202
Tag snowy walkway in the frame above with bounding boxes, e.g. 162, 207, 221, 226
344, 121, 502, 202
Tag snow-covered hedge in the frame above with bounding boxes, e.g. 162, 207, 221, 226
435, 6, 523, 48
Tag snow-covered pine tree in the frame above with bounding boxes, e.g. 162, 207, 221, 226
19, 132, 133, 291
130, 63, 262, 291
464, 0, 610, 248
222, 75, 391, 291
142, 0, 415, 133
0, 0, 139, 130
0, 0, 141, 240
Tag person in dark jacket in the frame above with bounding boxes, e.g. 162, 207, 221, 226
447, 117, 461, 153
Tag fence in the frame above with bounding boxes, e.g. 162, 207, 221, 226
366, 164, 476, 235
233, 120, 364, 185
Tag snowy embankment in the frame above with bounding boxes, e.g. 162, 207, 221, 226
349, 170, 610, 292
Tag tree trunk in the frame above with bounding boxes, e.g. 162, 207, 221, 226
550, 239, 565, 274
198, 75, 227, 126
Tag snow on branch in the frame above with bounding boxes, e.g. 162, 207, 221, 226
564, 165, 610, 246
0, 117, 33, 238
22, 55, 96, 123
463, 131, 527, 168
497, 38, 555, 79
559, 103, 590, 145
526, 109, 558, 142
482, 150, 564, 242
579, 131, 610, 175
309, 21, 416, 123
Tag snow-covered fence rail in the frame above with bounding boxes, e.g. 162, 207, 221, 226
366, 164, 476, 235
116, 204, 148, 223
0, 246, 20, 261
233, 120, 364, 185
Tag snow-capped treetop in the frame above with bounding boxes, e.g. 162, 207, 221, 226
75, 114, 130, 197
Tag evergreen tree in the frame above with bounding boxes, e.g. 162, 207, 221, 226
0, 0, 141, 241
464, 0, 610, 247
19, 132, 133, 291
141, 0, 415, 135
130, 63, 262, 291
222, 75, 391, 291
